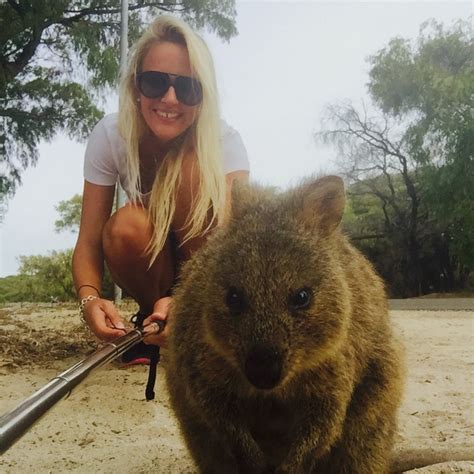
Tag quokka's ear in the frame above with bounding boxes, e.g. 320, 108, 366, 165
230, 179, 248, 207
229, 179, 249, 221
229, 180, 268, 221
296, 175, 345, 236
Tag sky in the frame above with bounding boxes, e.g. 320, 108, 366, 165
0, 1, 470, 277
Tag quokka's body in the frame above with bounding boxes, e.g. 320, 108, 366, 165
166, 176, 404, 474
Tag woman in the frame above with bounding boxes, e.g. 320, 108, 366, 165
73, 15, 249, 355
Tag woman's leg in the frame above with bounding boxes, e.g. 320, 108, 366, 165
102, 204, 175, 314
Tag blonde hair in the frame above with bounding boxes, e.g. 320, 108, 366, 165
118, 15, 225, 263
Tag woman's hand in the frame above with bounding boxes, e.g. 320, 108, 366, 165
142, 296, 172, 348
81, 297, 127, 341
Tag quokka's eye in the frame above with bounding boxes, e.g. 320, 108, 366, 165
289, 288, 312, 310
226, 287, 247, 314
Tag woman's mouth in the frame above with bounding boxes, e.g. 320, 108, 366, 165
154, 109, 180, 120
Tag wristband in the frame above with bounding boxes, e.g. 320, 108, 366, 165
77, 284, 101, 297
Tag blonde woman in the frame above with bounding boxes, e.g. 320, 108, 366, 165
73, 16, 249, 364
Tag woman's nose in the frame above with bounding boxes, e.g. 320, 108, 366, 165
161, 85, 179, 104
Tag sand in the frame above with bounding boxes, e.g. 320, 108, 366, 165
0, 302, 473, 473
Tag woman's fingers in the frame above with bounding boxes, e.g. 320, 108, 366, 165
103, 300, 126, 329
143, 312, 169, 347
153, 296, 172, 316
83, 299, 127, 341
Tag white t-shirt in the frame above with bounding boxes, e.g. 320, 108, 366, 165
84, 113, 249, 199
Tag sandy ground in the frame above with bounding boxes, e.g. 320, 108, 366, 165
0, 302, 473, 473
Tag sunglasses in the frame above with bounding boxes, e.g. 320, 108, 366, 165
136, 71, 203, 106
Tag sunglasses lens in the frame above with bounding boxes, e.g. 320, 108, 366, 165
137, 72, 170, 98
175, 76, 203, 106
137, 71, 203, 105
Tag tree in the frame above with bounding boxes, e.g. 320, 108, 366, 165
17, 249, 75, 301
55, 193, 82, 233
319, 103, 426, 295
10, 247, 114, 301
368, 19, 473, 267
0, 274, 33, 302
318, 19, 473, 296
0, 0, 237, 212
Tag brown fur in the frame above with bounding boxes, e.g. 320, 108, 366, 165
166, 176, 405, 473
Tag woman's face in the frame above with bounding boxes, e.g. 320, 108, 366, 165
138, 41, 199, 145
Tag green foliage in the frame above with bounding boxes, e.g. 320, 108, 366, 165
319, 19, 473, 296
369, 20, 471, 120
0, 250, 82, 302
1, 249, 114, 302
55, 193, 82, 233
0, 0, 237, 211
0, 274, 34, 303
342, 181, 388, 240
368, 19, 474, 266
17, 249, 75, 301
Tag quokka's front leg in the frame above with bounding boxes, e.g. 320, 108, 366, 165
317, 357, 404, 474
275, 396, 348, 474
173, 386, 270, 474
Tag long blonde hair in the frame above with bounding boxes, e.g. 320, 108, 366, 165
118, 15, 225, 263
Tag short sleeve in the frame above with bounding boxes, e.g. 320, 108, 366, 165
221, 123, 250, 174
83, 116, 119, 186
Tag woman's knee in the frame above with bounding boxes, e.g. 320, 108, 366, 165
102, 205, 152, 259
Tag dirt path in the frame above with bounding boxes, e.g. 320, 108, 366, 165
0, 303, 473, 473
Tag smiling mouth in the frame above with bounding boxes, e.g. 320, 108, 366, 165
154, 109, 180, 120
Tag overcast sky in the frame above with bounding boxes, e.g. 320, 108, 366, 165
0, 1, 470, 277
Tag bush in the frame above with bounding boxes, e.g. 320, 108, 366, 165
17, 249, 75, 301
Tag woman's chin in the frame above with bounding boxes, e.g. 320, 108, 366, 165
150, 123, 189, 145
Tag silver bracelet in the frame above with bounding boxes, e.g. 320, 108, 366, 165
79, 295, 99, 322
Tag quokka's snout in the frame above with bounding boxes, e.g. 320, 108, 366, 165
244, 344, 283, 390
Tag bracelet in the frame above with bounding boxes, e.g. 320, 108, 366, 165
79, 295, 99, 322
77, 284, 101, 297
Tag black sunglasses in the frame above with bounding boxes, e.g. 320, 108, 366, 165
136, 71, 203, 106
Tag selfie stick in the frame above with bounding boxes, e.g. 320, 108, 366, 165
0, 321, 163, 455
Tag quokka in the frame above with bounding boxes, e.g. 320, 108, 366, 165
166, 175, 404, 474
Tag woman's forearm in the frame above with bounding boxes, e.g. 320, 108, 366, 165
72, 238, 105, 299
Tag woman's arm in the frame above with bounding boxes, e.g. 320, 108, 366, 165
73, 181, 126, 340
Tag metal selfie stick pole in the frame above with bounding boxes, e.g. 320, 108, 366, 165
0, 321, 163, 455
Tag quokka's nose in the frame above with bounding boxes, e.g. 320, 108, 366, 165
244, 345, 282, 390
